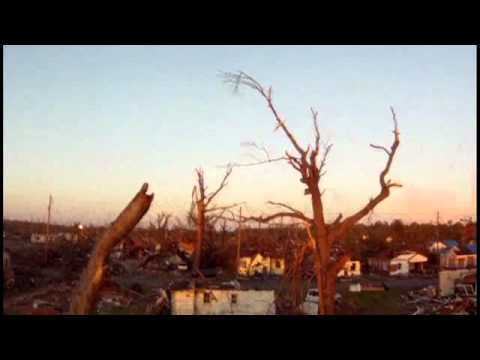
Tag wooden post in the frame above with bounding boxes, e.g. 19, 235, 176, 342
44, 194, 53, 263
235, 207, 242, 277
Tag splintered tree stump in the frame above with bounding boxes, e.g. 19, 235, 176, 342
70, 183, 154, 315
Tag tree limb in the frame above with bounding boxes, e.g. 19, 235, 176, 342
226, 157, 287, 168
205, 202, 243, 213
267, 201, 306, 217
205, 166, 233, 206
243, 211, 313, 225
329, 107, 401, 243
223, 71, 306, 156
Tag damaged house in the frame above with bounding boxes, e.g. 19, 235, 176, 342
368, 251, 428, 276
337, 260, 361, 277
170, 279, 276, 315
438, 242, 477, 296
439, 244, 476, 270
237, 250, 285, 277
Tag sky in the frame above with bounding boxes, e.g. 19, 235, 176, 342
3, 45, 476, 226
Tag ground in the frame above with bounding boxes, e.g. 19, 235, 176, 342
336, 274, 438, 315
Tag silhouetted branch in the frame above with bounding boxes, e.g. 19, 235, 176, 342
329, 107, 401, 243
205, 166, 233, 206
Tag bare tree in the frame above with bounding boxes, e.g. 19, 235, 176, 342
223, 71, 401, 314
191, 166, 241, 275
156, 211, 172, 246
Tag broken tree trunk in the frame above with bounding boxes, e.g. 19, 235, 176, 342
69, 183, 154, 315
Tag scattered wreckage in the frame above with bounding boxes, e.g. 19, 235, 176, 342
402, 283, 477, 315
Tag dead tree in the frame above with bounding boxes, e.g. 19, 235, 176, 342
190, 166, 240, 275
223, 71, 401, 314
156, 212, 172, 246
70, 183, 154, 315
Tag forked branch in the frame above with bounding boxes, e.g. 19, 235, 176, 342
205, 166, 233, 206
329, 107, 401, 242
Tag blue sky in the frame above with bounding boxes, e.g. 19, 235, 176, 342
3, 45, 476, 225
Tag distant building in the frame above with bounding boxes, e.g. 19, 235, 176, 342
337, 260, 361, 277
30, 232, 78, 244
439, 247, 476, 270
31, 233, 48, 243
428, 240, 448, 253
444, 240, 460, 248
238, 251, 285, 277
368, 251, 428, 276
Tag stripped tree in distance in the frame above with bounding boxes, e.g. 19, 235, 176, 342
222, 71, 402, 314
191, 166, 241, 276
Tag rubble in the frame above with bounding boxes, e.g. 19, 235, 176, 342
404, 285, 477, 315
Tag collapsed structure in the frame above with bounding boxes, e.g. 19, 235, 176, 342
437, 240, 477, 297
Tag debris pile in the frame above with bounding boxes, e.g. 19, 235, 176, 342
403, 285, 477, 315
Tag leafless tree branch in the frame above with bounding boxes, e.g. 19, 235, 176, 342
243, 211, 313, 225
329, 107, 401, 243
205, 166, 233, 206
223, 71, 306, 156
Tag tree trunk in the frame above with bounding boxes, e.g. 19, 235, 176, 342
324, 272, 337, 314
314, 265, 336, 315
193, 202, 205, 273
69, 184, 153, 315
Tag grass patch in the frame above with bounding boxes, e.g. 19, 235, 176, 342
95, 304, 147, 315
338, 288, 408, 315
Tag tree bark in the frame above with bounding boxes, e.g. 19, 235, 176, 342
69, 183, 154, 315
193, 202, 205, 274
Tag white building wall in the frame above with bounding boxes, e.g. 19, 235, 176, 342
439, 269, 476, 296
238, 255, 285, 276
238, 257, 252, 276
338, 261, 361, 277
171, 290, 195, 315
389, 260, 409, 276
270, 258, 285, 276
171, 289, 275, 315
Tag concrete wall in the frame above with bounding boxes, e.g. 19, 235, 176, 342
439, 269, 477, 296
171, 289, 275, 315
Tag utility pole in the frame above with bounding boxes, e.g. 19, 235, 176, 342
436, 210, 440, 271
45, 194, 53, 263
235, 207, 242, 278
